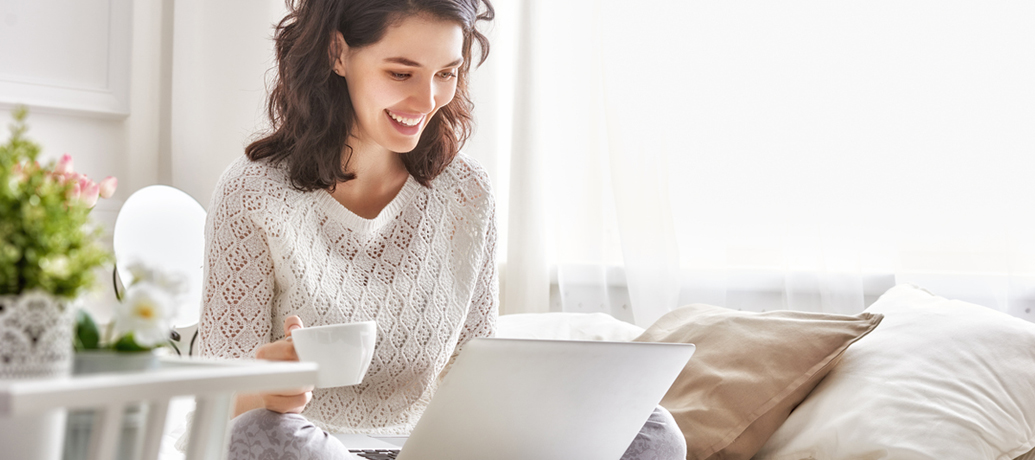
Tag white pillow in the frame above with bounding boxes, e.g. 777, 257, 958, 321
755, 284, 1035, 460
496, 312, 644, 342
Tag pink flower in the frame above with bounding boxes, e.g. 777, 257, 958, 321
67, 175, 101, 208
55, 154, 74, 175
80, 181, 100, 208
43, 154, 117, 207
77, 175, 92, 191
68, 181, 81, 201
98, 176, 117, 199
11, 163, 25, 182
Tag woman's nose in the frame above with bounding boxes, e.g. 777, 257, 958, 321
411, 78, 437, 113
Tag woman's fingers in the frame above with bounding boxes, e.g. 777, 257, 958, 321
254, 338, 298, 362
254, 316, 306, 362
266, 385, 315, 397
284, 315, 303, 337
262, 389, 313, 414
255, 315, 311, 413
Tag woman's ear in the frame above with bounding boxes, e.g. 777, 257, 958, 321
330, 31, 349, 77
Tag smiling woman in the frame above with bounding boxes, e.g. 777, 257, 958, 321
197, 0, 500, 454
193, 0, 686, 459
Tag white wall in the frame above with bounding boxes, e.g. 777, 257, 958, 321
2, 0, 290, 206
0, 0, 285, 319
169, 0, 287, 206
0, 0, 506, 319
0, 0, 168, 319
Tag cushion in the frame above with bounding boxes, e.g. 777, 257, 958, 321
635, 304, 883, 460
496, 312, 645, 342
755, 284, 1035, 460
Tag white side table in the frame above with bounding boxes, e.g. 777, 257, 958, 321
0, 357, 317, 460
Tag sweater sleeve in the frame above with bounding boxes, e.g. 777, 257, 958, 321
436, 202, 498, 385
455, 196, 499, 350
196, 169, 277, 359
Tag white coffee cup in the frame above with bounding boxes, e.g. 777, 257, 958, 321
291, 321, 377, 388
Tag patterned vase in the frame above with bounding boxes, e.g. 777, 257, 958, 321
0, 290, 76, 379
0, 291, 77, 460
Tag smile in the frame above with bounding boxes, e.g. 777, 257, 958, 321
386, 110, 423, 127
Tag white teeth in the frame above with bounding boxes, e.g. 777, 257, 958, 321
387, 111, 422, 127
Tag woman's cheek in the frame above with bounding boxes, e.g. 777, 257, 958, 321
439, 85, 457, 108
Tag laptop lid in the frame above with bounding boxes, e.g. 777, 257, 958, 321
396, 338, 695, 460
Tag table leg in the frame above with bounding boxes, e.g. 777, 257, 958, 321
140, 397, 171, 460
185, 394, 233, 460
86, 402, 124, 460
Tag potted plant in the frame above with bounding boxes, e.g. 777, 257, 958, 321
73, 261, 185, 370
0, 107, 117, 379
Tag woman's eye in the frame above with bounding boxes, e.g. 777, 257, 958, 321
437, 71, 457, 80
389, 71, 410, 80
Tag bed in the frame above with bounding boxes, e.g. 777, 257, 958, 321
156, 283, 1035, 460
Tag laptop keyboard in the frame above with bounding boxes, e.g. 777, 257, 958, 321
349, 449, 401, 459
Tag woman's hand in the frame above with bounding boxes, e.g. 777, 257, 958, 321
253, 315, 314, 414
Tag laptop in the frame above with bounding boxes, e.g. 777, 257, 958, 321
335, 337, 695, 460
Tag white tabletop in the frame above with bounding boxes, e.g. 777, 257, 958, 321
0, 356, 318, 460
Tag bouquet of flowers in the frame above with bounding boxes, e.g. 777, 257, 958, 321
0, 106, 117, 299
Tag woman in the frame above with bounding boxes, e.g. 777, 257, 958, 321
198, 0, 685, 458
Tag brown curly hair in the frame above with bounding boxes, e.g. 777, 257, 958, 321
246, 0, 494, 189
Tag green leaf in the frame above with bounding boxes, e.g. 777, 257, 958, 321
74, 308, 100, 350
111, 332, 150, 352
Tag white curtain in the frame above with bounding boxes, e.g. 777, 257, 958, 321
155, 0, 1035, 326
495, 0, 1035, 326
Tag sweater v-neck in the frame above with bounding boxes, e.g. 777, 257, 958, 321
316, 175, 421, 234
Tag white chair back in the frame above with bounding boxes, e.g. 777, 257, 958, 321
113, 185, 206, 354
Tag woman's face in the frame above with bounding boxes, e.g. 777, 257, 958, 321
334, 14, 464, 155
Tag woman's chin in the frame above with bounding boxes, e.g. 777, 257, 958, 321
384, 137, 422, 154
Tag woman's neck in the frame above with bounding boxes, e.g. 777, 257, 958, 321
329, 140, 410, 219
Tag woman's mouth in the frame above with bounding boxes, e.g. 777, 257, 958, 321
386, 109, 424, 135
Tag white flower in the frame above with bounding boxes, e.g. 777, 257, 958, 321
116, 282, 174, 348
111, 263, 185, 349
125, 261, 187, 297
126, 262, 156, 285
154, 271, 188, 297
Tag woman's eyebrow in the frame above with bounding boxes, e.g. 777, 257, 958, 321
384, 56, 464, 68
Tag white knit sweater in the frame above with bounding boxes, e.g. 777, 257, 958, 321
197, 153, 498, 434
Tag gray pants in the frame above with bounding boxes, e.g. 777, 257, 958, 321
228, 406, 686, 460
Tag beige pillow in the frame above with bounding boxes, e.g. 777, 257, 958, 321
635, 304, 883, 460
